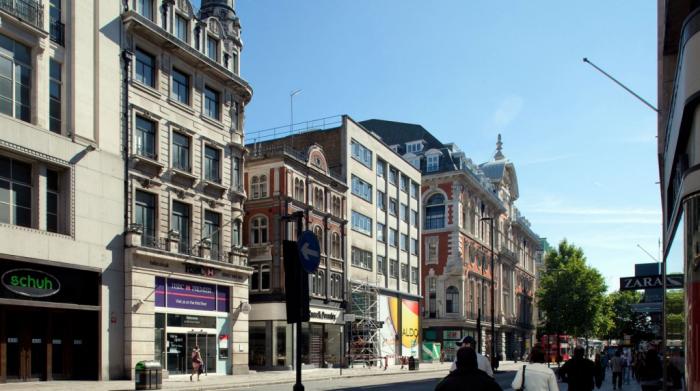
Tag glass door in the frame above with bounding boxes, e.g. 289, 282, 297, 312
186, 333, 216, 374
166, 333, 186, 374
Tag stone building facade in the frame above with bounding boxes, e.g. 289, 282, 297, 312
121, 0, 253, 378
0, 0, 125, 382
361, 120, 539, 362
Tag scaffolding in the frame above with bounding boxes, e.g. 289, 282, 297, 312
348, 280, 382, 367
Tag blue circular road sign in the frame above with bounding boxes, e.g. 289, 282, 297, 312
297, 230, 321, 273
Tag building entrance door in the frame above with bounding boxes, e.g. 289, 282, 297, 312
5, 310, 46, 381
186, 333, 216, 374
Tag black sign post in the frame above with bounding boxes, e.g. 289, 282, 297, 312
282, 211, 309, 391
619, 274, 684, 291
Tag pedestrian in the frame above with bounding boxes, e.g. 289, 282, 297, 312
623, 351, 631, 385
435, 347, 502, 391
559, 346, 595, 391
450, 336, 494, 377
610, 350, 624, 390
594, 353, 605, 389
514, 349, 520, 363
638, 348, 663, 391
511, 344, 559, 391
190, 345, 203, 382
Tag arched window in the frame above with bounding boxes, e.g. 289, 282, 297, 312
424, 194, 445, 229
251, 216, 268, 244
232, 219, 242, 246
446, 286, 459, 314
313, 225, 324, 252
332, 196, 341, 217
331, 232, 341, 258
318, 270, 325, 296
314, 187, 324, 210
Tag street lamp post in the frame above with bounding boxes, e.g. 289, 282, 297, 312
481, 217, 496, 369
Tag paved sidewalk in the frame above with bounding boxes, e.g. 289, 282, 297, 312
0, 361, 462, 391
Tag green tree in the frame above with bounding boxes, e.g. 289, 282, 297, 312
537, 240, 608, 342
666, 290, 684, 338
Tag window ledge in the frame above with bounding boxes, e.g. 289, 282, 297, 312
167, 98, 196, 115
131, 155, 165, 175
132, 81, 162, 99
170, 167, 197, 186
0, 222, 73, 239
200, 115, 225, 130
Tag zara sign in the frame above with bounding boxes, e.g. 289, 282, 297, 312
1, 268, 61, 298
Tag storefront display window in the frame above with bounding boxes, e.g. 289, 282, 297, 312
324, 324, 342, 367
273, 321, 293, 367
249, 321, 267, 367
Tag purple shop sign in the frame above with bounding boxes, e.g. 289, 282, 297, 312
155, 277, 229, 312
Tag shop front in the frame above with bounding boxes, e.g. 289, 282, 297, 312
0, 259, 100, 382
249, 303, 344, 370
377, 295, 421, 365
154, 276, 231, 375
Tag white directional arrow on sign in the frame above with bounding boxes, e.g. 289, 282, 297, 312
301, 242, 319, 260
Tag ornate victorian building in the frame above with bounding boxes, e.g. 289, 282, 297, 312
361, 120, 540, 362
121, 0, 253, 378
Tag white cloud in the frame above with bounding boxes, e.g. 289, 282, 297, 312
490, 94, 523, 129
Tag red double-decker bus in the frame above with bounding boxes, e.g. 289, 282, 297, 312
540, 334, 573, 362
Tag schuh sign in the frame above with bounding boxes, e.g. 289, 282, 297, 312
1, 268, 61, 297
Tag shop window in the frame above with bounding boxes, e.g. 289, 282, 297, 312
249, 321, 266, 367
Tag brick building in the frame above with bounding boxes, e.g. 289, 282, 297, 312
244, 141, 348, 369
361, 120, 539, 362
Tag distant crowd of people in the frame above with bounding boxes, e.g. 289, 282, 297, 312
435, 340, 684, 391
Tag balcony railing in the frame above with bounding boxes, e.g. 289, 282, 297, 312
0, 0, 44, 30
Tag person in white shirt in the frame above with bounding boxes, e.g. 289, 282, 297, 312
450, 336, 494, 377
511, 344, 559, 391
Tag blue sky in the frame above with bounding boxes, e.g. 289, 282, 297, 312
200, 1, 666, 289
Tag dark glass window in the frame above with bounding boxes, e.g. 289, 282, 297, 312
0, 156, 31, 227
135, 190, 156, 245
175, 14, 188, 42
135, 115, 156, 158
425, 194, 445, 229
136, 0, 153, 20
172, 132, 190, 171
204, 146, 220, 182
446, 286, 459, 313
135, 49, 155, 87
0, 33, 31, 123
171, 68, 189, 105
171, 201, 190, 253
49, 59, 62, 133
204, 86, 220, 120
206, 36, 218, 61
204, 210, 220, 260
46, 169, 59, 233
232, 157, 241, 189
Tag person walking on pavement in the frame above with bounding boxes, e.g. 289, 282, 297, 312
190, 345, 203, 382
638, 349, 663, 391
610, 350, 624, 390
435, 347, 503, 391
511, 344, 559, 391
559, 346, 595, 391
593, 353, 606, 389
450, 336, 494, 377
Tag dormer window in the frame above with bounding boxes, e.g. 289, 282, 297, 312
406, 141, 423, 153
390, 145, 399, 153
426, 155, 439, 172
